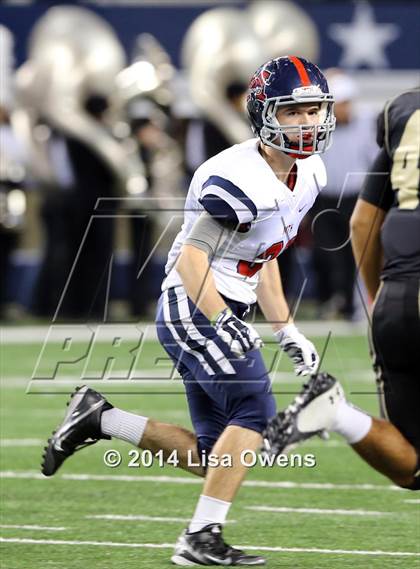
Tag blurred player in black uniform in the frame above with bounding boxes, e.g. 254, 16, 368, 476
264, 88, 420, 490
350, 87, 420, 486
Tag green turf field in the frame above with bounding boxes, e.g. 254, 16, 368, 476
1, 330, 419, 568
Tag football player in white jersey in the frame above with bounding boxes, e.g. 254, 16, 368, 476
41, 56, 336, 566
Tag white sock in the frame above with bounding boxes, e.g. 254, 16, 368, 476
188, 494, 231, 534
101, 408, 148, 447
330, 400, 372, 444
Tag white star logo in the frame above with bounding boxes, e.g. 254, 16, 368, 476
329, 1, 400, 68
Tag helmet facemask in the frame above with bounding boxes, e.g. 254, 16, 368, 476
259, 90, 335, 156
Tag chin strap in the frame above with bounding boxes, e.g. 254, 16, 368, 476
282, 133, 316, 158
287, 151, 313, 160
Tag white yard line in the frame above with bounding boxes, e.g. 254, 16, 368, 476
1, 471, 50, 480
1, 409, 64, 418
0, 525, 66, 531
0, 439, 43, 447
0, 537, 417, 557
246, 506, 389, 516
301, 439, 345, 448
0, 438, 344, 449
1, 369, 375, 389
3, 377, 182, 389
87, 514, 191, 523
86, 514, 235, 524
0, 470, 402, 491
1, 321, 367, 344
2, 374, 181, 388
403, 499, 420, 504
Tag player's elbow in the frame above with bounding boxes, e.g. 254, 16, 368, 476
350, 199, 384, 242
350, 212, 373, 249
350, 211, 367, 235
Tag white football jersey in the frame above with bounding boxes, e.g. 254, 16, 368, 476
163, 138, 326, 304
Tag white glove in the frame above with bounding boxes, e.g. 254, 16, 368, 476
275, 323, 319, 376
214, 308, 263, 358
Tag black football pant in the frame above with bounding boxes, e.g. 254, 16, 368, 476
371, 278, 420, 451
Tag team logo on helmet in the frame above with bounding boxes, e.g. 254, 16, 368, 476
248, 69, 272, 102
292, 85, 323, 98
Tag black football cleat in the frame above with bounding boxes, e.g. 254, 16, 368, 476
263, 372, 344, 456
41, 385, 113, 477
171, 523, 266, 566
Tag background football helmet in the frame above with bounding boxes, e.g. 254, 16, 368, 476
247, 56, 335, 156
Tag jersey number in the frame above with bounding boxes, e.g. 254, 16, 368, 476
237, 238, 295, 278
390, 109, 420, 210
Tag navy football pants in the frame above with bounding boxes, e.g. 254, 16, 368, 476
156, 286, 276, 454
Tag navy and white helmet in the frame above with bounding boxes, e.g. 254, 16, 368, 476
247, 56, 335, 156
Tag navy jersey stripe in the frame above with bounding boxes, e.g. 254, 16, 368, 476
185, 297, 242, 363
202, 175, 258, 219
167, 288, 202, 351
168, 288, 226, 375
162, 290, 214, 376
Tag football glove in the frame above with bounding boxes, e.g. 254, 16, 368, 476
214, 308, 263, 358
275, 323, 319, 376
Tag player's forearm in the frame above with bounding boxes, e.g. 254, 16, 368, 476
350, 202, 385, 301
352, 234, 382, 301
256, 259, 292, 332
175, 244, 227, 321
